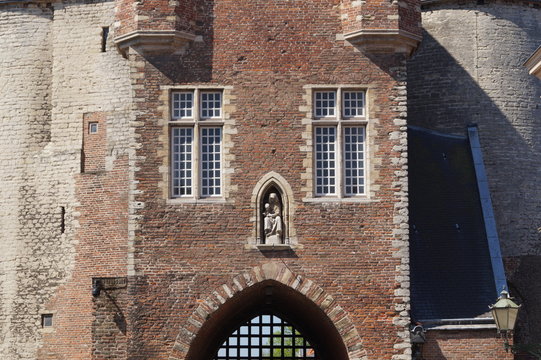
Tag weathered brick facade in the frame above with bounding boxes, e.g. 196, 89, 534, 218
421, 330, 513, 360
0, 0, 538, 359
124, 0, 411, 357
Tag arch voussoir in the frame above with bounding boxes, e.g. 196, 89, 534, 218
171, 262, 368, 360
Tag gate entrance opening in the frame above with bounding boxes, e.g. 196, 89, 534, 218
214, 313, 317, 359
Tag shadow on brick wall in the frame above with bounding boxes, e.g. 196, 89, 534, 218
92, 277, 128, 359
141, 0, 215, 83
407, 29, 541, 350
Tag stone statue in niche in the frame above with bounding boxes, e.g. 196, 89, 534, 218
263, 192, 283, 244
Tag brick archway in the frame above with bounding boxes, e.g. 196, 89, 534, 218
169, 262, 367, 360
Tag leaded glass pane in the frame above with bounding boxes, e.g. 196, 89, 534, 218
342, 91, 365, 118
172, 91, 194, 119
343, 127, 365, 195
314, 127, 337, 196
314, 91, 336, 118
200, 127, 222, 197
201, 91, 222, 118
171, 127, 193, 196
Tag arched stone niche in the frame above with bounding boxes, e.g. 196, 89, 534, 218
260, 186, 284, 245
250, 172, 296, 248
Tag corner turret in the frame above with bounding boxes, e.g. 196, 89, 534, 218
340, 0, 422, 56
113, 0, 198, 55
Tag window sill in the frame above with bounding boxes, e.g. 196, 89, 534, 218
244, 241, 303, 251
302, 197, 379, 204
166, 197, 229, 205
40, 327, 56, 334
313, 118, 368, 124
256, 244, 293, 251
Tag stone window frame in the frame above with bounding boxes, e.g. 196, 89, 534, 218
161, 85, 236, 204
313, 87, 367, 198
301, 85, 377, 203
88, 122, 99, 134
39, 310, 56, 334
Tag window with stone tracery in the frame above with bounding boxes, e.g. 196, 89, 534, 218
170, 89, 223, 198
312, 88, 367, 197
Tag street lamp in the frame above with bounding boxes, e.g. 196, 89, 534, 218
410, 324, 426, 360
490, 290, 520, 351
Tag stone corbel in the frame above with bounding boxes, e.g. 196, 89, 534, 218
114, 30, 197, 57
343, 29, 422, 58
524, 46, 541, 80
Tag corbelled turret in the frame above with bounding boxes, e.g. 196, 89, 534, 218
113, 0, 199, 55
340, 0, 422, 56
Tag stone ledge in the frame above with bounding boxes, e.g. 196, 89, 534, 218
524, 45, 541, 80
255, 244, 293, 251
420, 317, 496, 331
302, 197, 380, 204
343, 29, 422, 57
0, 0, 53, 5
114, 30, 196, 56
165, 197, 231, 205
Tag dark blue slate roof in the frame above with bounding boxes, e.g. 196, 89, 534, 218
409, 126, 496, 320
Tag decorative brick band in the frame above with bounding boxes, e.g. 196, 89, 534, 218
170, 262, 367, 360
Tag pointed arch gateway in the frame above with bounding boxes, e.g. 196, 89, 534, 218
170, 263, 367, 360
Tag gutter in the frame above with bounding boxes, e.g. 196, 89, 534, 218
419, 317, 496, 331
467, 124, 508, 296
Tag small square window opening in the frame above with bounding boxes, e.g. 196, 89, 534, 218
89, 122, 98, 134
41, 314, 53, 328
101, 27, 109, 53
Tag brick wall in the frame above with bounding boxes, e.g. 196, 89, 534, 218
422, 330, 513, 360
3, 0, 537, 358
125, 0, 411, 358
83, 112, 108, 173
92, 277, 128, 360
504, 256, 541, 347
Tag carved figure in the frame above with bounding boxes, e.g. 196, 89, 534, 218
263, 192, 282, 244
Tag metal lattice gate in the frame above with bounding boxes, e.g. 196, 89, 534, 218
214, 314, 317, 359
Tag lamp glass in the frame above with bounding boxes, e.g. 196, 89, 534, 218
491, 291, 520, 332
492, 307, 510, 330
506, 306, 519, 331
